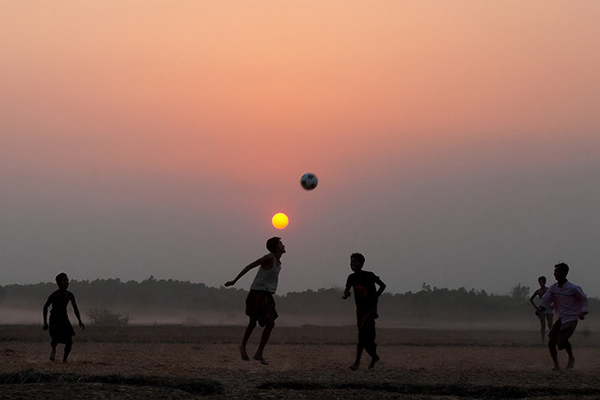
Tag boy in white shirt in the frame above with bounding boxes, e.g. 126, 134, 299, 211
538, 263, 588, 370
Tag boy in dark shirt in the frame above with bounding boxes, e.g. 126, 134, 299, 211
343, 253, 386, 370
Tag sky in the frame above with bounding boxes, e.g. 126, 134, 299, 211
1, 1, 599, 297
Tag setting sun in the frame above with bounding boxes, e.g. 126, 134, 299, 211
271, 213, 289, 229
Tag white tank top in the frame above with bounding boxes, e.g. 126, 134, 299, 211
250, 253, 281, 293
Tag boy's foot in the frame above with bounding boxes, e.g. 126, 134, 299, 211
49, 349, 56, 361
567, 358, 575, 369
254, 355, 268, 365
368, 355, 380, 369
239, 345, 249, 361
349, 362, 360, 371
552, 365, 560, 371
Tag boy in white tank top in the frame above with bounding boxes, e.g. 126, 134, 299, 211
225, 237, 285, 365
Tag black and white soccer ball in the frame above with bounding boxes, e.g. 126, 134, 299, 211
300, 173, 318, 190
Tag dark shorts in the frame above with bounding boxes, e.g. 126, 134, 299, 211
356, 308, 378, 350
548, 319, 578, 349
49, 312, 75, 344
356, 307, 378, 330
245, 290, 278, 327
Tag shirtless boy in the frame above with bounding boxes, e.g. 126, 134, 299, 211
42, 273, 85, 362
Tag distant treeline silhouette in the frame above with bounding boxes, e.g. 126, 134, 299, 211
0, 277, 597, 325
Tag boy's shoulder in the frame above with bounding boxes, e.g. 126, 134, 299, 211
50, 289, 74, 297
563, 281, 585, 292
349, 270, 378, 278
546, 282, 557, 291
360, 269, 378, 275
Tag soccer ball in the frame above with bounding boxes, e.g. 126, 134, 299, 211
300, 173, 318, 190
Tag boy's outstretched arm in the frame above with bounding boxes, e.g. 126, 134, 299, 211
375, 278, 386, 298
224, 255, 268, 287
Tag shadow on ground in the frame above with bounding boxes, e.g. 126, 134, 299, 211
259, 380, 600, 399
0, 370, 222, 397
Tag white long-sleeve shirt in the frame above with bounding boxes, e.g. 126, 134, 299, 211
540, 280, 588, 324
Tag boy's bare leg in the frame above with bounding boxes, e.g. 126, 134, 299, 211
63, 342, 72, 363
548, 342, 560, 370
239, 345, 249, 361
363, 324, 379, 369
368, 354, 380, 369
254, 321, 274, 365
240, 319, 256, 361
49, 341, 57, 361
350, 343, 363, 371
365, 342, 379, 369
564, 342, 575, 369
540, 320, 545, 344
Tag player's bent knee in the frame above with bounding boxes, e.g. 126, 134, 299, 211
558, 340, 569, 350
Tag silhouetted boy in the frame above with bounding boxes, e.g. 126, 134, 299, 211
343, 253, 386, 370
43, 272, 85, 362
225, 237, 285, 365
537, 263, 588, 370
530, 276, 553, 344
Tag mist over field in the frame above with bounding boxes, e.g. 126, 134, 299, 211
2, 278, 598, 330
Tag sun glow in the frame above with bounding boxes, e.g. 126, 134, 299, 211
271, 213, 289, 229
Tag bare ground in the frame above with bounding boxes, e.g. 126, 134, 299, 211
1, 325, 600, 399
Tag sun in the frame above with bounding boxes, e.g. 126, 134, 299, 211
272, 212, 289, 229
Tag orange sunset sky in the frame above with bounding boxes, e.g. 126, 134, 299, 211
1, 1, 599, 297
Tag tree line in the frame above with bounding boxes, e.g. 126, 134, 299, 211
1, 277, 597, 326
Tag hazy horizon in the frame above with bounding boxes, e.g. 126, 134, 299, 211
2, 2, 599, 297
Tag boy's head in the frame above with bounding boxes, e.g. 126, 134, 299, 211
554, 262, 569, 281
266, 237, 282, 253
538, 276, 546, 285
55, 272, 69, 289
350, 253, 365, 272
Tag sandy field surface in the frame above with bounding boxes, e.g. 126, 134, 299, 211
1, 325, 600, 399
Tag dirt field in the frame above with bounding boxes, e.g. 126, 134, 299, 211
1, 324, 600, 399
